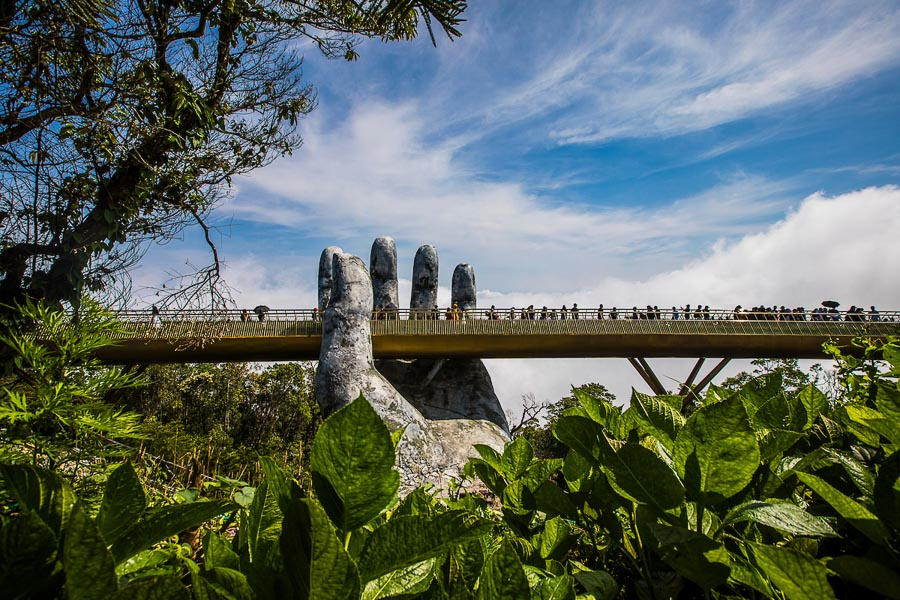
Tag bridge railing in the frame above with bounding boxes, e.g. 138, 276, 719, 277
115, 307, 900, 324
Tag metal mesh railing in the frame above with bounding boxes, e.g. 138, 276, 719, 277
103, 307, 900, 340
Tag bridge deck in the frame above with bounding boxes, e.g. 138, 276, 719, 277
91, 314, 900, 363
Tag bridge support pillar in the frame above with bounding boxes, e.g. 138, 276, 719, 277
627, 358, 667, 396
627, 356, 732, 408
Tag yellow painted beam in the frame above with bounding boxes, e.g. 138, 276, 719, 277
87, 318, 900, 364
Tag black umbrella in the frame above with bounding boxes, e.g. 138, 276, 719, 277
253, 305, 270, 313
821, 300, 840, 308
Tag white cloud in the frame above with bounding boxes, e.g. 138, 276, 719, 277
434, 0, 900, 144
479, 185, 900, 313
232, 101, 797, 289
478, 186, 900, 409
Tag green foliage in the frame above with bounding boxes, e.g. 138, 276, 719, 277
0, 298, 143, 479
118, 361, 320, 485
488, 337, 900, 597
0, 461, 237, 599
4, 335, 900, 598
515, 383, 618, 458
310, 396, 398, 533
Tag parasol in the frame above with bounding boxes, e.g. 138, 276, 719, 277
821, 300, 840, 308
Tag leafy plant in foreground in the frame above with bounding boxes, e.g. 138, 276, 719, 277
0, 298, 144, 483
3, 335, 900, 599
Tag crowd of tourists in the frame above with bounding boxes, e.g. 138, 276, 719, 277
207, 302, 890, 323
365, 303, 893, 322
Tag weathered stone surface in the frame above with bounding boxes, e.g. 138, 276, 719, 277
317, 246, 342, 311
314, 252, 426, 434
410, 245, 438, 311
376, 358, 508, 434
371, 236, 399, 311
315, 240, 510, 493
451, 263, 476, 312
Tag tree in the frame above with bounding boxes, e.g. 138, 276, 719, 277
119, 361, 320, 481
0, 0, 466, 310
514, 383, 617, 458
719, 358, 822, 396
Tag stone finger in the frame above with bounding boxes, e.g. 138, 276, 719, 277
410, 244, 438, 312
371, 236, 399, 314
451, 263, 476, 312
317, 245, 342, 311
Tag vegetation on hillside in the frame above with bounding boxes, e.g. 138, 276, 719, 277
3, 300, 900, 598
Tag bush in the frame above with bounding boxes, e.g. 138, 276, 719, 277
2, 332, 899, 598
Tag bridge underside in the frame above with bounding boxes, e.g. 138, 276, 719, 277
91, 319, 899, 364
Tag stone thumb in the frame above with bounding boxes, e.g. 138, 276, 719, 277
315, 252, 426, 431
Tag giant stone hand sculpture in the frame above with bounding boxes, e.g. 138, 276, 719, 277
314, 237, 510, 490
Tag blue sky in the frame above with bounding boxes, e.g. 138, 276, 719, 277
137, 0, 900, 410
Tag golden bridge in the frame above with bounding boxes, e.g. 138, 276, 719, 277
94, 307, 898, 395
97, 307, 897, 360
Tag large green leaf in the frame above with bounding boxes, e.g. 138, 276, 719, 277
0, 510, 60, 598
572, 387, 619, 429
502, 479, 537, 526
239, 470, 275, 564
753, 393, 806, 433
501, 437, 535, 480
736, 374, 785, 420
720, 501, 836, 537
468, 459, 507, 497
114, 575, 191, 599
521, 459, 559, 493
794, 471, 889, 546
648, 524, 729, 590
533, 480, 578, 519
195, 566, 254, 600
876, 381, 900, 422
874, 450, 900, 531
276, 481, 360, 600
310, 396, 399, 532
203, 531, 240, 570
797, 385, 828, 429
109, 499, 238, 564
0, 463, 76, 534
532, 574, 575, 600
357, 510, 491, 583
362, 558, 435, 600
552, 416, 605, 467
472, 444, 504, 473
600, 440, 685, 513
673, 396, 760, 504
629, 391, 684, 450
305, 496, 360, 599
561, 449, 592, 493
537, 517, 576, 561
476, 541, 529, 600
828, 555, 900, 599
64, 502, 118, 600
758, 429, 804, 462
748, 541, 836, 600
98, 462, 147, 546
841, 404, 885, 446
448, 539, 483, 591
277, 479, 313, 599
825, 448, 875, 497
728, 559, 774, 597
571, 568, 617, 600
